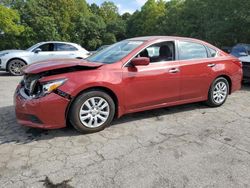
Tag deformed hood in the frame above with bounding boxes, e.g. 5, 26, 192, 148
23, 59, 103, 74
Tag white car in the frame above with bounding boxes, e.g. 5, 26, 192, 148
0, 41, 90, 76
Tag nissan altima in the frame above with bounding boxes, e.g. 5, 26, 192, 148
0, 41, 90, 76
14, 36, 243, 133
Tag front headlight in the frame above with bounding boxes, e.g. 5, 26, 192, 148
41, 79, 67, 95
0, 52, 9, 57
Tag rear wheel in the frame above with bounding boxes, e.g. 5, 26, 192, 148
206, 77, 229, 107
69, 90, 115, 133
7, 59, 26, 76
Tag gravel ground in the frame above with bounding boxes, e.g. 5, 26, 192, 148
0, 71, 250, 188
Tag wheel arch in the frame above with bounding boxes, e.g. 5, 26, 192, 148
6, 58, 27, 71
214, 75, 232, 94
65, 86, 120, 124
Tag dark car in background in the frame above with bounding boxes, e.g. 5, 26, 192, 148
230, 44, 250, 82
230, 44, 250, 57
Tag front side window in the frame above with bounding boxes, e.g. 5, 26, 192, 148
86, 40, 143, 64
178, 41, 208, 60
138, 41, 175, 63
35, 43, 54, 52
56, 43, 77, 51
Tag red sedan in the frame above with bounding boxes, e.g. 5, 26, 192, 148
14, 36, 243, 133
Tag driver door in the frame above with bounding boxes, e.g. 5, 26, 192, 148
31, 43, 57, 63
122, 41, 181, 113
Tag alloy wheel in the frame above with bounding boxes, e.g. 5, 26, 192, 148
212, 81, 228, 104
8, 60, 26, 76
79, 97, 110, 128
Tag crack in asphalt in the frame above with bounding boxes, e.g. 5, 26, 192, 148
1, 81, 250, 187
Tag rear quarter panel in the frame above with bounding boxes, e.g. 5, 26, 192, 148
207, 56, 242, 93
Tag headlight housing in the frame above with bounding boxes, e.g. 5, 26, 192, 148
22, 78, 68, 98
0, 52, 9, 57
41, 79, 67, 96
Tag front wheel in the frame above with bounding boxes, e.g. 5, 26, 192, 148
7, 59, 26, 76
69, 90, 115, 133
206, 77, 229, 107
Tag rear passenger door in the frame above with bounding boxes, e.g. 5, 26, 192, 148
177, 40, 214, 101
53, 43, 78, 59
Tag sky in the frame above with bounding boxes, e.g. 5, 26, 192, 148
86, 0, 147, 14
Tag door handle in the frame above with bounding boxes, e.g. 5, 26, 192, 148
208, 63, 216, 67
169, 68, 180, 73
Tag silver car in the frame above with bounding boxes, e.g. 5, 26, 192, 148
0, 41, 90, 76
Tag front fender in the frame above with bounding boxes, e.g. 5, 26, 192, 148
44, 69, 126, 117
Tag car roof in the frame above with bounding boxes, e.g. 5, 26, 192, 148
128, 36, 205, 43
128, 36, 219, 50
38, 41, 79, 46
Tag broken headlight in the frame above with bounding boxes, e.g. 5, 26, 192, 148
41, 79, 67, 96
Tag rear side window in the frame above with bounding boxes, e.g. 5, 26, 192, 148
178, 41, 208, 60
55, 43, 78, 51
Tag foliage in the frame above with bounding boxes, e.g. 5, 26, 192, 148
0, 0, 250, 50
158, 0, 250, 46
0, 4, 24, 35
127, 0, 165, 37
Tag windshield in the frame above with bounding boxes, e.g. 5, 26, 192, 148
26, 43, 42, 51
86, 40, 144, 64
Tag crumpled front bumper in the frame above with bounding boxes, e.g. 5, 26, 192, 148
14, 87, 70, 129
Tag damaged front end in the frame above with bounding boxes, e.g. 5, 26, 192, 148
20, 74, 68, 99
18, 60, 103, 99
15, 60, 103, 129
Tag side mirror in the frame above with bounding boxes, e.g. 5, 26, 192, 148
34, 48, 42, 54
239, 52, 248, 57
131, 57, 150, 66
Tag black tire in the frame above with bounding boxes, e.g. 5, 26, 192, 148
68, 90, 115, 133
206, 77, 229, 107
7, 59, 26, 76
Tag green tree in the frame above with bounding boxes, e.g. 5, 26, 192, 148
160, 0, 250, 47
0, 4, 24, 35
0, 4, 24, 49
89, 3, 100, 15
99, 1, 119, 23
127, 0, 165, 37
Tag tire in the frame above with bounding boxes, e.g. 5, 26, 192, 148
69, 90, 115, 133
206, 77, 229, 107
7, 59, 26, 76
